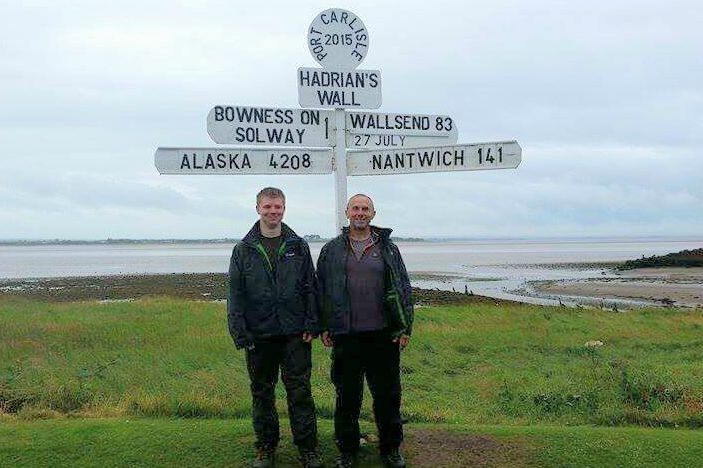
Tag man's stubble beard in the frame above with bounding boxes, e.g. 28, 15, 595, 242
350, 220, 369, 230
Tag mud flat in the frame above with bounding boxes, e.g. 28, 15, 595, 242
533, 267, 703, 308
0, 273, 522, 307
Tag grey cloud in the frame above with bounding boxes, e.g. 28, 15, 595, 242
1, 0, 701, 239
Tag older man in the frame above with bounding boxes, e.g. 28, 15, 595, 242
317, 194, 413, 468
228, 187, 323, 468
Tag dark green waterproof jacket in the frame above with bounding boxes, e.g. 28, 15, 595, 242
227, 222, 318, 349
316, 226, 413, 337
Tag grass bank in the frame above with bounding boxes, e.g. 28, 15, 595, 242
2, 297, 703, 427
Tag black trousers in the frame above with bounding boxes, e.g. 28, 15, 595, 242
245, 335, 318, 450
331, 330, 403, 454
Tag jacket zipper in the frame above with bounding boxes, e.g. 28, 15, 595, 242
253, 239, 288, 285
343, 241, 351, 333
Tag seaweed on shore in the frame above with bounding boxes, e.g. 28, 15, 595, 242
0, 273, 518, 306
618, 248, 703, 270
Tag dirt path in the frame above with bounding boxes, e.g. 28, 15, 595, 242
404, 429, 533, 467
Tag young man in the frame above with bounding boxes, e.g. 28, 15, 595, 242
317, 194, 414, 468
228, 187, 323, 468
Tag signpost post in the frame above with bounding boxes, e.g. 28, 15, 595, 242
154, 7, 522, 234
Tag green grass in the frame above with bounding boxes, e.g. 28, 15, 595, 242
3, 296, 703, 427
3, 296, 703, 466
3, 418, 703, 467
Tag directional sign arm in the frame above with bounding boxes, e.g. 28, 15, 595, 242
297, 68, 382, 109
155, 147, 334, 175
206, 106, 335, 146
345, 112, 457, 137
346, 141, 521, 176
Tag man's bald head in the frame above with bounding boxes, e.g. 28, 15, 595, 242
346, 194, 376, 233
346, 194, 375, 211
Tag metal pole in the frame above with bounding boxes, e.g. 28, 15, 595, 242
334, 108, 347, 234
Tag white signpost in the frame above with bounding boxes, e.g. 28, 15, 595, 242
154, 7, 522, 233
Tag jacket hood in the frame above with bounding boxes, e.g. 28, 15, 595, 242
242, 221, 301, 246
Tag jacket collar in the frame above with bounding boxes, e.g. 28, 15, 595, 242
341, 225, 393, 241
242, 221, 301, 246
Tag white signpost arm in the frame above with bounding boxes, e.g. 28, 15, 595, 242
334, 108, 348, 234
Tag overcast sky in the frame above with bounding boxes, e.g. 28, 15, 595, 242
1, 0, 701, 239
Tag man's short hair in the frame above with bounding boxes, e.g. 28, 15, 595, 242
256, 187, 286, 205
346, 193, 374, 211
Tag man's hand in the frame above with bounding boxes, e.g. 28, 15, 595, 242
302, 332, 314, 343
321, 331, 334, 347
393, 334, 410, 350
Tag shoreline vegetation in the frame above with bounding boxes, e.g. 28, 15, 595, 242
618, 248, 703, 269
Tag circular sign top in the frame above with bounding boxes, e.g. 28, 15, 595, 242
307, 8, 369, 70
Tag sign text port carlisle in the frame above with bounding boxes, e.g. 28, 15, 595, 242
307, 8, 369, 70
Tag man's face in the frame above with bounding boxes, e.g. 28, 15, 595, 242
346, 196, 375, 230
256, 196, 285, 229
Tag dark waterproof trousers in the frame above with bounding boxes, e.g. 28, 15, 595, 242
331, 330, 403, 454
245, 335, 318, 450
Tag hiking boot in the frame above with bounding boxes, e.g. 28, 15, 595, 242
252, 446, 275, 468
299, 447, 324, 468
334, 452, 356, 468
381, 449, 406, 468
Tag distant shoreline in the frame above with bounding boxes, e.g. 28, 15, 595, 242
1, 236, 701, 247
0, 237, 425, 246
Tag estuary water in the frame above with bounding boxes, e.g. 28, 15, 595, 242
1, 238, 701, 305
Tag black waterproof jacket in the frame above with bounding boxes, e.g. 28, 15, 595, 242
317, 226, 413, 337
227, 222, 318, 349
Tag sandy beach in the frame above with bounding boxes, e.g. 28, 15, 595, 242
534, 267, 703, 308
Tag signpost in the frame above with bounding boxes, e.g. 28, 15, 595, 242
154, 7, 522, 233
